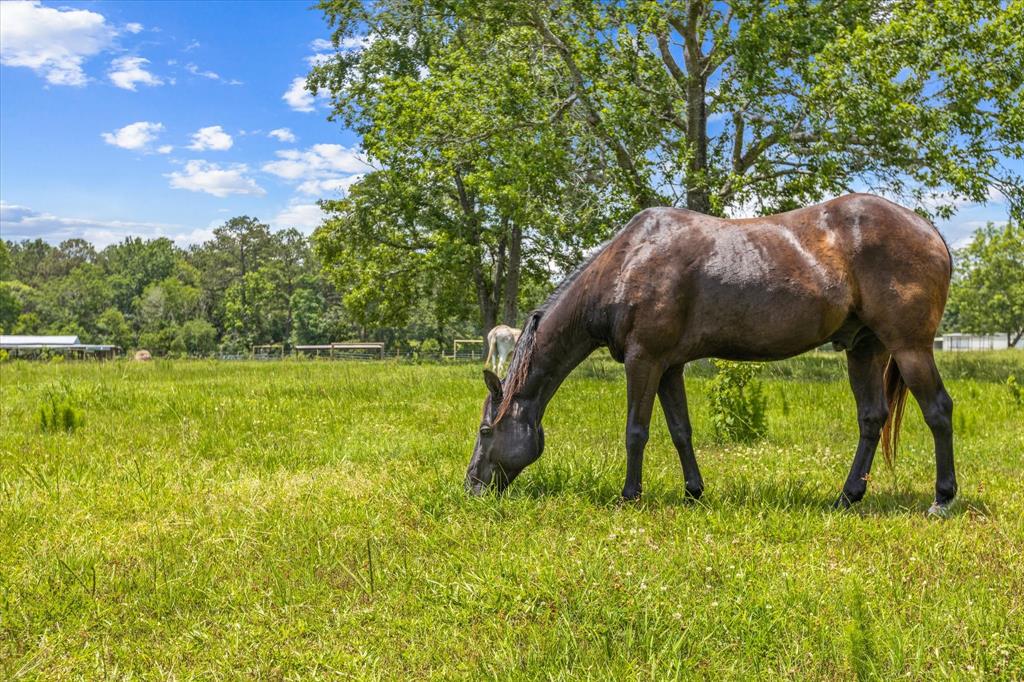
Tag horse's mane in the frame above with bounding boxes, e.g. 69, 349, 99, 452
493, 236, 617, 422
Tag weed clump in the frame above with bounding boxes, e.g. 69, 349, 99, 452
708, 359, 767, 442
1007, 374, 1023, 406
38, 383, 85, 433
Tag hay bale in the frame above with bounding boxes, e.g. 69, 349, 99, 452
133, 350, 152, 362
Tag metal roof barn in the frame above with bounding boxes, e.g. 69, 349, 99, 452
1, 335, 120, 359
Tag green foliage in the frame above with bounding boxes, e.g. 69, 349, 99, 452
0, 281, 21, 332
1007, 374, 1023, 407
313, 0, 1021, 221
845, 583, 877, 682
0, 239, 11, 280
946, 222, 1024, 346
96, 307, 132, 350
708, 359, 768, 443
0, 214, 377, 354
177, 319, 218, 356
38, 388, 84, 434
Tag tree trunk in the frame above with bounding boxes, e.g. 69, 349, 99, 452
1011, 328, 1023, 348
502, 221, 522, 326
453, 168, 498, 336
685, 80, 710, 214
682, 9, 710, 216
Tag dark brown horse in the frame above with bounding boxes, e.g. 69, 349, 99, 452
466, 194, 957, 515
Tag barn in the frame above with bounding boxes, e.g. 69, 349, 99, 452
0, 335, 120, 360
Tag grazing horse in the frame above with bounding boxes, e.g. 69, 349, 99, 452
485, 325, 521, 375
466, 194, 957, 515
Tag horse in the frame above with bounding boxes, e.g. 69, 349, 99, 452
466, 194, 957, 516
485, 324, 521, 375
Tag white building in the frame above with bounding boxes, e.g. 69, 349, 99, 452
933, 333, 1020, 351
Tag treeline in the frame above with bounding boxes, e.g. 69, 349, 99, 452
0, 216, 478, 355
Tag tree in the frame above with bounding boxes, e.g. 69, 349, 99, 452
223, 269, 278, 347
310, 2, 627, 332
96, 307, 133, 349
0, 241, 11, 281
190, 216, 275, 332
101, 237, 178, 311
312, 0, 1021, 221
136, 277, 200, 331
0, 283, 19, 333
41, 263, 113, 335
177, 319, 218, 355
946, 222, 1024, 347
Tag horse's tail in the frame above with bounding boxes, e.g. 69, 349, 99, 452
880, 356, 909, 470
483, 332, 495, 368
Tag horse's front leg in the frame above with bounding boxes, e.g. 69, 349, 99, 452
621, 355, 663, 501
658, 366, 704, 500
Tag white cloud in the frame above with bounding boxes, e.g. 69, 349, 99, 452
125, 22, 144, 34
101, 121, 165, 151
167, 160, 265, 197
108, 56, 164, 90
283, 76, 315, 112
0, 200, 189, 247
308, 35, 374, 54
297, 174, 363, 197
268, 128, 296, 143
273, 201, 326, 233
185, 61, 242, 85
169, 227, 216, 246
186, 62, 218, 79
187, 125, 233, 151
263, 144, 369, 199
306, 53, 333, 68
183, 39, 200, 52
263, 143, 371, 179
157, 145, 173, 154
0, 1, 116, 86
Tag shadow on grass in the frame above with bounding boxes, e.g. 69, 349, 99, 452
415, 456, 981, 519
429, 467, 978, 519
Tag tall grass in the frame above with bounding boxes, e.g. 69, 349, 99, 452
1, 353, 1022, 678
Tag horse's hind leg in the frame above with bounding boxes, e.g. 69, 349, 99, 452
835, 335, 889, 509
657, 366, 704, 500
891, 347, 957, 514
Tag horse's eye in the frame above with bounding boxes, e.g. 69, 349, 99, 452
480, 425, 493, 436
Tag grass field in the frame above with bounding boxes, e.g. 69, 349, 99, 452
2, 353, 1022, 679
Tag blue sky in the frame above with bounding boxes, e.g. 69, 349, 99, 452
1, 0, 370, 247
0, 1, 1016, 249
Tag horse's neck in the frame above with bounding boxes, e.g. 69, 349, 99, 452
519, 299, 597, 420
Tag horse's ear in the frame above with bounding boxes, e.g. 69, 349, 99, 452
483, 369, 503, 400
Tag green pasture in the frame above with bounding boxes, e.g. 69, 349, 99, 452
1, 353, 1022, 679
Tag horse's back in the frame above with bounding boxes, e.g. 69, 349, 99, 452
588, 194, 951, 359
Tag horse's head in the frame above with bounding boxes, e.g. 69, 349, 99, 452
465, 369, 544, 495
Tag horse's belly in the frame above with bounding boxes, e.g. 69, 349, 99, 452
685, 280, 850, 360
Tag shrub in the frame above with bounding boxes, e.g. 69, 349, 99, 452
0, 349, 8, 363
1008, 374, 1023, 406
39, 395, 84, 433
420, 338, 441, 356
708, 359, 768, 443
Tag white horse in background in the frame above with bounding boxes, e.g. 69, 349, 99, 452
485, 324, 521, 376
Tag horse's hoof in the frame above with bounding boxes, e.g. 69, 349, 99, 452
620, 489, 642, 503
832, 493, 854, 510
927, 500, 955, 518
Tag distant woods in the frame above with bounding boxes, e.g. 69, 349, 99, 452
0, 217, 482, 355
2, 220, 1020, 355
